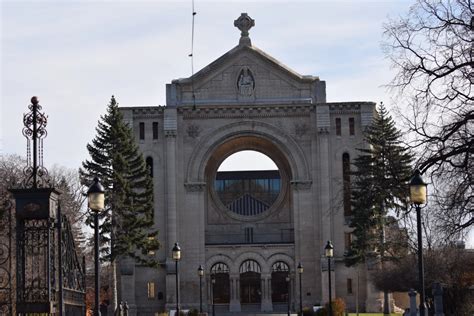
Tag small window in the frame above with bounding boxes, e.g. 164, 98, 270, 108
349, 117, 355, 135
344, 233, 353, 250
146, 157, 153, 178
343, 153, 351, 216
147, 282, 155, 299
335, 118, 341, 136
139, 122, 145, 140
347, 278, 353, 294
245, 227, 254, 243
152, 122, 159, 139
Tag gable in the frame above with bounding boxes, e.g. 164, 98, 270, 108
167, 45, 326, 106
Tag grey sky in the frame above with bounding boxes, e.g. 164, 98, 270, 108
1, 1, 473, 247
2, 0, 410, 167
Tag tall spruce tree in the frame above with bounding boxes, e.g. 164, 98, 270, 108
80, 96, 159, 263
80, 96, 159, 312
345, 103, 412, 265
344, 103, 413, 314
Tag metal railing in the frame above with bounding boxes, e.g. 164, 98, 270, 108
205, 230, 294, 245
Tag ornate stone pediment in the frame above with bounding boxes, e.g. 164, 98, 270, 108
166, 14, 326, 107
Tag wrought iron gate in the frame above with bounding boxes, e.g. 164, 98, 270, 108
6, 97, 87, 315
0, 200, 13, 316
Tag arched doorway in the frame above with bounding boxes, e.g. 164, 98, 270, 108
271, 261, 290, 303
210, 262, 230, 304
240, 260, 261, 304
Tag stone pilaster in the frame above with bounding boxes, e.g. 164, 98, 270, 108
316, 104, 332, 244
164, 108, 178, 310
229, 274, 241, 311
261, 273, 272, 311
119, 257, 137, 316
164, 108, 178, 252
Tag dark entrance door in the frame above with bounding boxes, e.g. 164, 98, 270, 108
211, 262, 230, 304
271, 261, 290, 303
240, 271, 261, 303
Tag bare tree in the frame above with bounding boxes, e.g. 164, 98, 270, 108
0, 154, 88, 250
383, 0, 473, 236
372, 246, 474, 316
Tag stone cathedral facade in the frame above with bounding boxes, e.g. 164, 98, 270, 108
119, 13, 383, 316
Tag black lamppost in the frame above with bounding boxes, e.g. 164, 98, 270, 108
297, 263, 303, 316
198, 265, 204, 314
211, 274, 216, 316
325, 241, 334, 316
87, 177, 105, 316
172, 243, 181, 316
409, 170, 428, 316
286, 275, 291, 316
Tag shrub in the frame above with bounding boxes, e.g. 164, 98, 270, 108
315, 307, 327, 316
324, 298, 345, 316
302, 307, 314, 316
187, 309, 199, 316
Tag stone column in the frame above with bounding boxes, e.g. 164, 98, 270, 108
316, 104, 332, 246
164, 108, 178, 309
261, 273, 272, 311
229, 274, 241, 312
119, 257, 137, 316
164, 108, 178, 251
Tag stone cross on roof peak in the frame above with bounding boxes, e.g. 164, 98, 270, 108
234, 13, 255, 46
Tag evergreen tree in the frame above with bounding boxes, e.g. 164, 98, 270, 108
345, 103, 412, 266
80, 96, 159, 265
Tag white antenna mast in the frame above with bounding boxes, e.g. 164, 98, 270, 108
189, 0, 197, 109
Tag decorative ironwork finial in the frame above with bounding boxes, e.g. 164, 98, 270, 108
22, 96, 49, 188
234, 13, 254, 46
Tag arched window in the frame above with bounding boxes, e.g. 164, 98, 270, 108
210, 263, 230, 304
342, 153, 351, 216
240, 260, 262, 304
271, 261, 290, 303
240, 260, 261, 274
211, 262, 229, 274
271, 261, 289, 272
146, 157, 153, 178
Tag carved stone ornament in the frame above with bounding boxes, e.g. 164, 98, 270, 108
237, 67, 255, 96
294, 123, 308, 137
290, 180, 312, 191
234, 13, 254, 37
187, 124, 201, 138
234, 13, 255, 45
318, 127, 330, 134
184, 182, 206, 192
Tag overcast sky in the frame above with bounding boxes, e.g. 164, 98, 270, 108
1, 0, 412, 167
1, 1, 473, 247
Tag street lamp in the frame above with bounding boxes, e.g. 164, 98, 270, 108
172, 243, 181, 316
211, 274, 216, 316
87, 177, 105, 316
297, 263, 303, 316
409, 169, 427, 316
198, 265, 204, 314
286, 275, 290, 316
325, 241, 334, 316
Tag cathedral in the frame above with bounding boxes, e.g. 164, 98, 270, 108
119, 13, 383, 315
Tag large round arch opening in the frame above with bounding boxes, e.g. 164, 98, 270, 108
205, 135, 292, 221
215, 151, 280, 217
